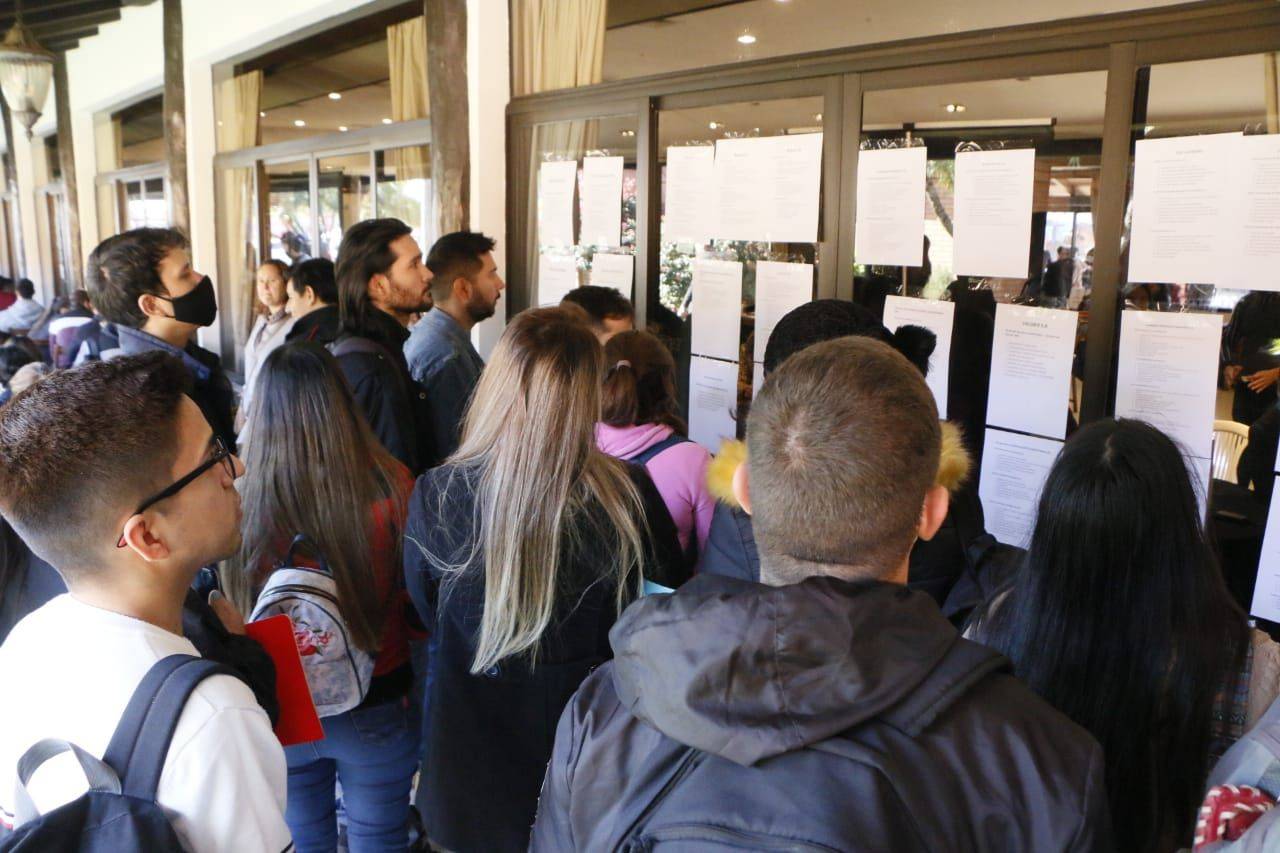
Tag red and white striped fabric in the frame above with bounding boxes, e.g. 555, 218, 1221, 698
1195, 784, 1276, 849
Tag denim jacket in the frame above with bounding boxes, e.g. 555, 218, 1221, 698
403, 309, 484, 460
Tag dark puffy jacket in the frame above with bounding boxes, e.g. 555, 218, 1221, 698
330, 308, 436, 475
532, 574, 1113, 852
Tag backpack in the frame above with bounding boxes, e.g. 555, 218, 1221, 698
250, 534, 374, 717
626, 434, 699, 568
0, 655, 238, 851
610, 639, 1010, 851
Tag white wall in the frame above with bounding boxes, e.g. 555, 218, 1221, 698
468, 0, 510, 360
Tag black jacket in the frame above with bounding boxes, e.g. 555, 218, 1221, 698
532, 574, 1113, 852
330, 309, 436, 475
403, 461, 688, 853
285, 304, 340, 346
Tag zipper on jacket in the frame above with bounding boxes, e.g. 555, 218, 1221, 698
632, 823, 841, 852
615, 749, 704, 851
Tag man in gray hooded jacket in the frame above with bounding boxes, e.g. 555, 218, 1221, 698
531, 336, 1114, 852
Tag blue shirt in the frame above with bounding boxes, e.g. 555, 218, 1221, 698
403, 309, 484, 460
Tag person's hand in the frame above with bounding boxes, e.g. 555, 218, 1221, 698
208, 590, 246, 635
1244, 367, 1280, 393
1225, 364, 1244, 387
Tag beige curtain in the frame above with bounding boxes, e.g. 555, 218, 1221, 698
215, 70, 261, 372
512, 0, 607, 293
387, 17, 430, 181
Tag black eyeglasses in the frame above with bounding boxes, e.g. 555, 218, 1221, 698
116, 436, 237, 548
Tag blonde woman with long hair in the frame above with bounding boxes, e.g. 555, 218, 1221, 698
404, 307, 686, 853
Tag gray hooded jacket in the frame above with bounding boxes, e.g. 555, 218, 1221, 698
531, 574, 1114, 852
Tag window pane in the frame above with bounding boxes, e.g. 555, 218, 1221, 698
266, 160, 313, 264
1116, 53, 1277, 622
318, 152, 374, 260
376, 144, 433, 253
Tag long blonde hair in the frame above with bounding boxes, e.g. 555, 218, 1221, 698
235, 340, 406, 652
433, 307, 649, 674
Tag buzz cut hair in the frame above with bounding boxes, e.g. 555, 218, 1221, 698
748, 336, 941, 584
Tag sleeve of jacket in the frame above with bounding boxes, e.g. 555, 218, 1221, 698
530, 679, 586, 851
1069, 741, 1116, 853
403, 474, 439, 635
422, 354, 472, 461
347, 356, 420, 474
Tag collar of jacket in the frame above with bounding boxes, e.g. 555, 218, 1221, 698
610, 573, 960, 766
286, 304, 340, 344
352, 305, 411, 349
116, 325, 211, 383
706, 421, 972, 509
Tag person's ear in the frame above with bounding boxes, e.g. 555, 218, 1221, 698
732, 461, 752, 516
367, 272, 389, 302
917, 484, 950, 542
120, 513, 172, 563
454, 275, 471, 302
137, 291, 169, 320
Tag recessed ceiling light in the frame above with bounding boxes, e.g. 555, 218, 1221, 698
815, 113, 822, 121
944, 103, 966, 113
216, 120, 223, 127
259, 111, 266, 118
294, 119, 306, 127
381, 118, 393, 125
737, 33, 757, 45
709, 121, 721, 130
328, 92, 342, 100
338, 125, 349, 132
620, 129, 635, 137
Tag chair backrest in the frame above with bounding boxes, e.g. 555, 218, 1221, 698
1213, 419, 1251, 485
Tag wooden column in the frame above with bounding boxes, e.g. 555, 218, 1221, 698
163, 0, 189, 234
53, 53, 81, 286
424, 0, 470, 233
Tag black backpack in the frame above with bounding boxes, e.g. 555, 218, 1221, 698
0, 655, 239, 851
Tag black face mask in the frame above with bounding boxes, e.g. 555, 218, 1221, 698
156, 275, 217, 327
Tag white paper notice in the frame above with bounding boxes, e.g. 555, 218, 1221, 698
537, 253, 578, 307
579, 156, 624, 248
854, 146, 927, 267
1253, 475, 1280, 622
590, 253, 634, 296
714, 134, 823, 243
1115, 310, 1221, 459
537, 160, 577, 247
986, 303, 1077, 440
1231, 134, 1280, 291
882, 295, 955, 419
979, 428, 1063, 548
690, 259, 744, 361
753, 261, 813, 363
1129, 133, 1238, 285
952, 149, 1035, 279
688, 356, 740, 452
664, 146, 716, 245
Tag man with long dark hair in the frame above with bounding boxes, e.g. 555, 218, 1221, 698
334, 218, 436, 473
532, 337, 1112, 851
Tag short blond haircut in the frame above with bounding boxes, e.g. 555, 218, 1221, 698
748, 336, 941, 583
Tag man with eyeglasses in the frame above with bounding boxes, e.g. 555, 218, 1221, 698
0, 353, 291, 851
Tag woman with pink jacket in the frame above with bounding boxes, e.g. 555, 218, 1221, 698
596, 330, 715, 566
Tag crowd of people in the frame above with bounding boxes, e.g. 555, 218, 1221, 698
0, 219, 1277, 852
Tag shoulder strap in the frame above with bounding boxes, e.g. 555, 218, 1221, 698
628, 434, 691, 465
102, 654, 240, 801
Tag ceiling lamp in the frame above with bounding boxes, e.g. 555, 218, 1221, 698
737, 33, 757, 45
0, 1, 54, 139
328, 92, 342, 100
945, 103, 967, 113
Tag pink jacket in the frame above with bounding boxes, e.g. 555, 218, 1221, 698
596, 422, 715, 559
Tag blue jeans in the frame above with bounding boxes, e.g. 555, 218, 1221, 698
285, 697, 421, 853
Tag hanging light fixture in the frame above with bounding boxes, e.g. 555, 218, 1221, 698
0, 0, 54, 139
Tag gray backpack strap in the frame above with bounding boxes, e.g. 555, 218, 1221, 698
12, 739, 121, 826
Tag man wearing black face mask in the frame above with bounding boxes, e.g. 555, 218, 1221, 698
85, 228, 237, 454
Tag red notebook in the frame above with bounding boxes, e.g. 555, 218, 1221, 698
245, 614, 325, 746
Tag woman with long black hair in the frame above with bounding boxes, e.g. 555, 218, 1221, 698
970, 418, 1280, 853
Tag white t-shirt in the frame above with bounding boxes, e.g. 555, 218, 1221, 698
0, 595, 292, 852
